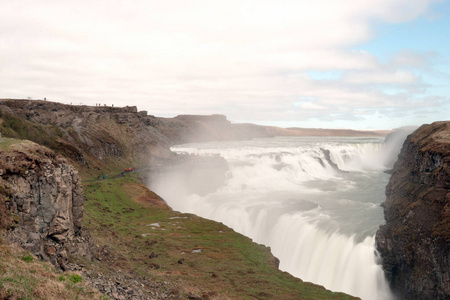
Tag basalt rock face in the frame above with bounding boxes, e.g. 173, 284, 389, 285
376, 121, 450, 300
0, 142, 93, 269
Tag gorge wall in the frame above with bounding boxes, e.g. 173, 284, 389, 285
376, 121, 450, 300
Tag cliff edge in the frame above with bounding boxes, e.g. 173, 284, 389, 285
376, 121, 450, 300
0, 140, 93, 269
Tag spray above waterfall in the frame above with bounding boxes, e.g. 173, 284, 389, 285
148, 135, 410, 300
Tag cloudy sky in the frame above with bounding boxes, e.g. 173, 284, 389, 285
1, 0, 449, 129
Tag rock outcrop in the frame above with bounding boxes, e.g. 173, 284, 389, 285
0, 99, 174, 168
376, 121, 450, 300
0, 141, 93, 269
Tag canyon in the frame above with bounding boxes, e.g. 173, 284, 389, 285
0, 98, 448, 299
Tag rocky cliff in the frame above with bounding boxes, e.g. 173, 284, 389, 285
0, 99, 279, 173
0, 99, 174, 170
376, 121, 450, 300
0, 141, 93, 269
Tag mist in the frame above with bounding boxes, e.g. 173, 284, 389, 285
146, 135, 411, 300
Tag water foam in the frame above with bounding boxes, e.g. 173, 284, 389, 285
152, 136, 400, 300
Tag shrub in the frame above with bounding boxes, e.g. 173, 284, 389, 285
68, 274, 82, 284
21, 254, 33, 263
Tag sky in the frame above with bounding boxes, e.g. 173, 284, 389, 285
1, 0, 449, 130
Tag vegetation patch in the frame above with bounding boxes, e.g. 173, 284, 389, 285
21, 253, 34, 263
0, 242, 102, 300
0, 111, 55, 148
0, 111, 84, 164
68, 274, 83, 284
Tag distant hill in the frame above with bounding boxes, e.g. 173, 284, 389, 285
271, 126, 388, 137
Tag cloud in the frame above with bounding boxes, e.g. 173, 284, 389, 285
351, 70, 418, 84
0, 0, 447, 128
390, 50, 436, 68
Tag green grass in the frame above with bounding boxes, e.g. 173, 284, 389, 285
0, 245, 101, 300
21, 254, 34, 263
82, 174, 356, 299
68, 274, 83, 284
0, 137, 24, 149
0, 111, 55, 148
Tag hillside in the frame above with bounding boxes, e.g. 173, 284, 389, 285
0, 99, 358, 299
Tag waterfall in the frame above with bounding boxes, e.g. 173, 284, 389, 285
149, 136, 400, 300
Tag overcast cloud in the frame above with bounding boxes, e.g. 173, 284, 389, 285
1, 0, 449, 129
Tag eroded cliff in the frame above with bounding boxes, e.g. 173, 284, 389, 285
376, 121, 450, 300
0, 141, 93, 269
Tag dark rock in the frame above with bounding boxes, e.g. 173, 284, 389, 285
320, 148, 344, 172
376, 121, 450, 300
149, 263, 161, 269
188, 293, 202, 300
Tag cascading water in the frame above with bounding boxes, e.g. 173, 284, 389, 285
149, 136, 406, 300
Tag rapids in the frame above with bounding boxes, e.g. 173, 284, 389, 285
149, 136, 406, 300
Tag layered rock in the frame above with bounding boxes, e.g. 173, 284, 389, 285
376, 121, 450, 300
0, 141, 92, 268
0, 99, 174, 168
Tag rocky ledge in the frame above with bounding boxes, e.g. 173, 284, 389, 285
0, 141, 163, 299
376, 121, 450, 300
0, 141, 93, 268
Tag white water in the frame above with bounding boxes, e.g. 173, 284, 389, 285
150, 136, 404, 300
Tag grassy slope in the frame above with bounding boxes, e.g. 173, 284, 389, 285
81, 173, 356, 300
0, 239, 104, 300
